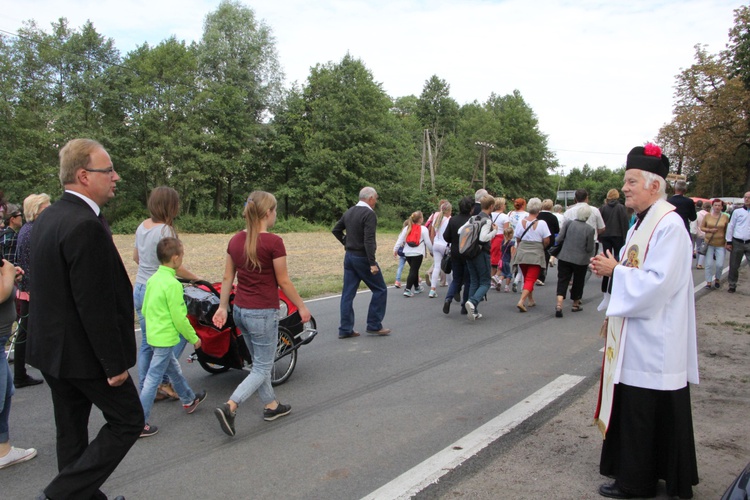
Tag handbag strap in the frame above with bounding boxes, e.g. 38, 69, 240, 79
704, 213, 722, 243
518, 219, 537, 241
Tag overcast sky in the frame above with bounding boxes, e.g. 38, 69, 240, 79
2, 0, 746, 172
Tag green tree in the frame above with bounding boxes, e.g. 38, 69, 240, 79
272, 54, 415, 222
195, 0, 283, 216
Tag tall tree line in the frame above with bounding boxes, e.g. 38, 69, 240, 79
658, 5, 750, 196
0, 1, 555, 225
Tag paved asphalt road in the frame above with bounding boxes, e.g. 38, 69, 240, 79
4, 259, 714, 499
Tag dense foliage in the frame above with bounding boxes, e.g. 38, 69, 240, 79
1, 1, 566, 229
657, 5, 750, 196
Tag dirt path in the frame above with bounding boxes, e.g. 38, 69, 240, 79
431, 267, 750, 499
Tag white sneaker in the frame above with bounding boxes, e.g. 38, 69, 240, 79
0, 446, 37, 469
428, 289, 437, 298
465, 301, 476, 321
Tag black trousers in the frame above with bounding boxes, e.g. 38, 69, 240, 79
42, 372, 144, 500
405, 254, 423, 291
555, 260, 588, 301
14, 298, 30, 379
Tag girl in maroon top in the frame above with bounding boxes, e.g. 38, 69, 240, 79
212, 191, 311, 437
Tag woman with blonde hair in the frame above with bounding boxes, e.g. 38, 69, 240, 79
428, 202, 452, 297
393, 211, 433, 297
12, 193, 50, 387
213, 191, 311, 436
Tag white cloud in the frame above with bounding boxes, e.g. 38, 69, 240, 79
1, 0, 745, 172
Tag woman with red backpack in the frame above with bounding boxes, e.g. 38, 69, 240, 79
393, 211, 433, 297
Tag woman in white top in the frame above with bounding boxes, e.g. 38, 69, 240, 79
513, 198, 551, 312
134, 187, 199, 399
393, 211, 433, 297
428, 202, 452, 297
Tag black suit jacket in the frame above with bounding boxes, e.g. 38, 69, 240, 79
28, 192, 136, 379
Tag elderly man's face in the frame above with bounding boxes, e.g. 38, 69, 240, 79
622, 169, 657, 213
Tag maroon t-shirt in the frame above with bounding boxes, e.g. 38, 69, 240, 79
227, 231, 286, 310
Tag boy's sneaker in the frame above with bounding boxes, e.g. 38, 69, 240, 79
465, 301, 477, 321
394, 280, 401, 288
140, 423, 158, 438
263, 403, 291, 422
214, 404, 236, 437
428, 289, 437, 298
403, 289, 413, 297
184, 390, 207, 414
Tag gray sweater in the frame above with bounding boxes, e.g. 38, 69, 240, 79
556, 219, 595, 266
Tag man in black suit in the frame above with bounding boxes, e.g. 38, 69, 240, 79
667, 179, 697, 233
28, 139, 143, 500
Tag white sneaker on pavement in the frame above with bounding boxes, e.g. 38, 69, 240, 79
0, 447, 37, 469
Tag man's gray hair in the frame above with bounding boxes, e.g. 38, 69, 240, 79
674, 180, 687, 193
474, 189, 488, 202
639, 171, 667, 199
527, 197, 542, 214
359, 186, 377, 201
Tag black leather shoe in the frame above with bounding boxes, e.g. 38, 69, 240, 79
598, 482, 635, 499
14, 376, 43, 388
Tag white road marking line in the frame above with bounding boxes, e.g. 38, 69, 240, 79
361, 374, 585, 500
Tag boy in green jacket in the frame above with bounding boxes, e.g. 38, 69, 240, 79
139, 237, 206, 437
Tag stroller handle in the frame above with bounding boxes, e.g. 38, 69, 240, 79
177, 278, 221, 298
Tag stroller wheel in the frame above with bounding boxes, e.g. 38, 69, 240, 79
271, 327, 298, 386
198, 360, 231, 374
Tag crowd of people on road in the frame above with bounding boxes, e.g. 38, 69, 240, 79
1, 137, 749, 500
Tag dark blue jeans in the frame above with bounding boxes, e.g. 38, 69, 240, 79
467, 251, 491, 309
445, 256, 470, 306
339, 252, 388, 336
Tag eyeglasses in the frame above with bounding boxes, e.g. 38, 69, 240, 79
85, 167, 115, 175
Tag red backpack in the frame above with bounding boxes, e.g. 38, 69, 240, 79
405, 224, 422, 247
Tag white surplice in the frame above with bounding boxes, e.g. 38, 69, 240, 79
600, 201, 699, 392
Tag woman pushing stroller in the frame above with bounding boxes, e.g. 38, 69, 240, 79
212, 191, 311, 437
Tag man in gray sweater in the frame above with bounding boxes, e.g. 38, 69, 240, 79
332, 187, 390, 339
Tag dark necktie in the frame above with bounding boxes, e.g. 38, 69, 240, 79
97, 212, 112, 236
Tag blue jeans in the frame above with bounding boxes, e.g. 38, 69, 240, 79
338, 252, 388, 336
229, 307, 278, 406
467, 251, 492, 309
0, 335, 13, 443
395, 255, 406, 282
135, 283, 187, 389
704, 245, 725, 283
139, 346, 196, 423
445, 256, 470, 305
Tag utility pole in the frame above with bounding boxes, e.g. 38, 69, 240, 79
470, 141, 494, 189
420, 129, 436, 191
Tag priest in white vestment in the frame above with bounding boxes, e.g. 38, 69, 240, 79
590, 144, 699, 499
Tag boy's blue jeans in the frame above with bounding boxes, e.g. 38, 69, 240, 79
139, 347, 196, 423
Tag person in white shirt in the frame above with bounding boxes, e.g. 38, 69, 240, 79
725, 191, 750, 293
590, 144, 698, 499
